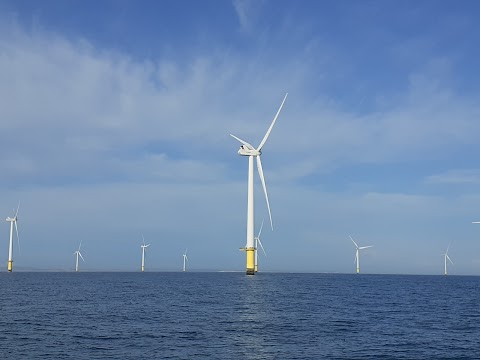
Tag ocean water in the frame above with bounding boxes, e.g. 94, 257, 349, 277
1, 273, 479, 359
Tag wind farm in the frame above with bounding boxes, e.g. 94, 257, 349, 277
2, 3, 480, 275
3, 3, 480, 360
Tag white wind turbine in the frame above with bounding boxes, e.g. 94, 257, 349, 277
141, 235, 150, 272
349, 235, 373, 274
6, 202, 20, 272
183, 249, 188, 272
74, 241, 85, 272
231, 93, 288, 275
443, 243, 453, 275
254, 219, 267, 273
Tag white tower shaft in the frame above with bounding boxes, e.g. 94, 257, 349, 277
7, 221, 14, 272
75, 252, 79, 272
247, 155, 255, 249
141, 247, 146, 272
356, 249, 360, 274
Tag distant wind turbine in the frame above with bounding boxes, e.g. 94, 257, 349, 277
74, 241, 85, 272
183, 249, 188, 272
5, 201, 20, 272
443, 243, 453, 276
349, 235, 373, 274
254, 219, 267, 273
230, 93, 287, 275
141, 235, 150, 272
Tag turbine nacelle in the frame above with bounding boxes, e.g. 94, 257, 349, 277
237, 146, 261, 157
6, 217, 16, 222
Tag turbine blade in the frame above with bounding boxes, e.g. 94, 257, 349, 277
257, 219, 264, 238
79, 252, 85, 262
78, 240, 83, 251
15, 200, 20, 218
349, 235, 359, 249
258, 238, 267, 257
256, 156, 273, 230
230, 134, 255, 150
257, 93, 288, 150
446, 242, 451, 254
15, 220, 20, 255
359, 246, 373, 250
447, 255, 453, 264
472, 221, 480, 223
142, 234, 145, 246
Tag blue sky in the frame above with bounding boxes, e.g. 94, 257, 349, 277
1, 0, 480, 273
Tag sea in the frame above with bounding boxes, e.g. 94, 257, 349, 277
0, 272, 479, 359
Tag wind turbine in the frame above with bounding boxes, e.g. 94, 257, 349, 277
349, 235, 373, 274
443, 243, 453, 275
73, 241, 85, 272
182, 249, 188, 272
231, 93, 287, 275
141, 235, 150, 272
5, 202, 20, 272
254, 219, 267, 273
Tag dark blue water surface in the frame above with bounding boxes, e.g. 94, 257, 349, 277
1, 273, 479, 359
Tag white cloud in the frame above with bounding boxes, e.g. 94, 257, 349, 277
232, 0, 265, 34
425, 169, 480, 185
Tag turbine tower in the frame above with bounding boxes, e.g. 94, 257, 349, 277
443, 244, 453, 275
74, 241, 85, 272
254, 219, 267, 273
183, 249, 188, 272
5, 202, 20, 272
231, 93, 287, 275
141, 236, 150, 272
349, 235, 373, 274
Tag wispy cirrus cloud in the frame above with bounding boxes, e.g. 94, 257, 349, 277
232, 0, 265, 33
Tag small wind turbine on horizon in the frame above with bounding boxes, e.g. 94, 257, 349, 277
231, 93, 287, 275
141, 235, 150, 272
443, 243, 453, 276
254, 219, 267, 273
5, 201, 20, 272
182, 249, 188, 272
349, 235, 373, 274
74, 241, 85, 272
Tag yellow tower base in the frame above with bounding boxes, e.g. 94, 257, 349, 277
246, 247, 255, 275
7, 260, 13, 272
254, 264, 258, 273
141, 266, 145, 272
